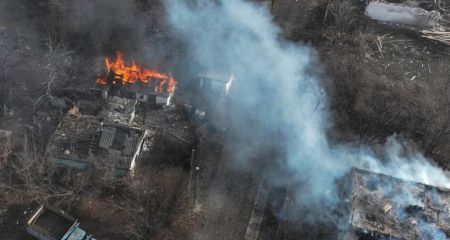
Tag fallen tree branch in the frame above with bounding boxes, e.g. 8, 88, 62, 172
422, 30, 450, 46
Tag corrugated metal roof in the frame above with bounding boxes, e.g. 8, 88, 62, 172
99, 127, 116, 149
124, 135, 136, 156
108, 149, 121, 160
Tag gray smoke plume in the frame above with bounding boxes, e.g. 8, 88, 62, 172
165, 0, 450, 238
165, 0, 450, 219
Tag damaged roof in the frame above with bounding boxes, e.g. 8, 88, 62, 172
98, 96, 137, 124
120, 79, 172, 96
46, 112, 146, 174
348, 168, 450, 239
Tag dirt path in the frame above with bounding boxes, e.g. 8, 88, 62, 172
193, 142, 258, 240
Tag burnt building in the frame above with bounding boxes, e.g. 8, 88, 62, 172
120, 80, 174, 106
262, 168, 450, 240
341, 168, 450, 239
98, 96, 137, 125
46, 110, 147, 177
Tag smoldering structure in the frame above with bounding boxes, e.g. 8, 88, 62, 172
257, 168, 450, 239
338, 168, 450, 239
44, 55, 197, 177
166, 2, 450, 238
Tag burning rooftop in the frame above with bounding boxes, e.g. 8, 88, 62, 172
96, 51, 176, 95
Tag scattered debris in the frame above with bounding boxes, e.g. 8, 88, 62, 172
344, 168, 450, 239
382, 203, 392, 213
374, 34, 387, 58
98, 96, 137, 125
422, 30, 450, 45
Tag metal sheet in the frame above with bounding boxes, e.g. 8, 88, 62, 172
124, 135, 136, 156
99, 127, 116, 149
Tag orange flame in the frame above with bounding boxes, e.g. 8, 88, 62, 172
96, 51, 176, 94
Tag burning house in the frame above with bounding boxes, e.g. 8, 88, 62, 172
341, 168, 450, 239
31, 48, 197, 176
92, 51, 198, 158
96, 51, 176, 106
46, 111, 147, 177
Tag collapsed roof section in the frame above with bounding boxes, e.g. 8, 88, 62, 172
345, 168, 450, 239
98, 96, 137, 125
46, 112, 147, 176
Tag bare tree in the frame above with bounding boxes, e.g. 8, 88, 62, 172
0, 129, 12, 168
34, 37, 73, 113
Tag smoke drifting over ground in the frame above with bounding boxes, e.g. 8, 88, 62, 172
165, 0, 450, 227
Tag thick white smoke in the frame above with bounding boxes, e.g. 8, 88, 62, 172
166, 0, 450, 234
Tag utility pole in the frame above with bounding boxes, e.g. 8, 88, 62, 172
193, 166, 200, 207
188, 148, 196, 206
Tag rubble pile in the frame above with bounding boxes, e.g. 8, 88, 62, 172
344, 168, 450, 239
